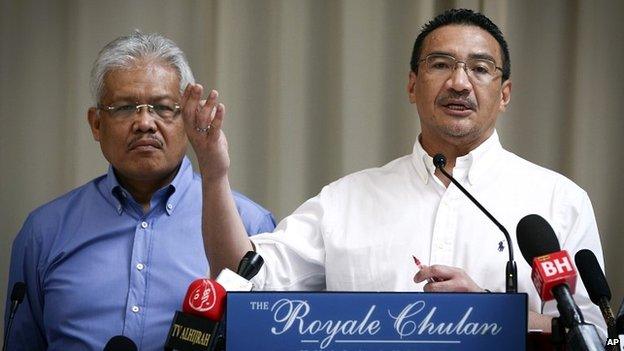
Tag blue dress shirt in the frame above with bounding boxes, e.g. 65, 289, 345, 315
4, 156, 276, 350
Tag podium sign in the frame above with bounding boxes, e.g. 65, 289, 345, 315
226, 292, 527, 351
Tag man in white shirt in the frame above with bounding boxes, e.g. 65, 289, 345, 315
180, 8, 605, 334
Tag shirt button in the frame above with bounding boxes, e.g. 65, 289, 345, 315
141, 221, 148, 229
167, 203, 173, 210
131, 305, 140, 313
136, 263, 145, 271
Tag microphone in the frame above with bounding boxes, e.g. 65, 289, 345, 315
103, 335, 137, 351
236, 251, 264, 280
216, 251, 264, 291
433, 153, 517, 292
165, 278, 227, 350
8, 282, 26, 317
182, 278, 227, 320
2, 282, 26, 351
165, 253, 262, 351
516, 214, 577, 302
516, 214, 604, 350
575, 249, 617, 340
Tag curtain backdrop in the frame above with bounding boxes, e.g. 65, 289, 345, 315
1, 0, 623, 329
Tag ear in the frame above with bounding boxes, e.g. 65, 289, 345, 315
87, 107, 102, 142
498, 79, 512, 112
407, 71, 418, 104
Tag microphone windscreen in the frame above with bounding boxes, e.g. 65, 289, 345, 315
516, 214, 560, 265
237, 251, 264, 280
103, 335, 137, 351
433, 153, 447, 168
575, 249, 611, 304
10, 282, 26, 303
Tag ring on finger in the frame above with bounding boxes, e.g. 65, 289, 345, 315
195, 125, 211, 133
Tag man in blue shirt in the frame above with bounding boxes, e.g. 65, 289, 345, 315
4, 32, 276, 350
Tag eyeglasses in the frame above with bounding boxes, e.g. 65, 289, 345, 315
97, 102, 181, 121
418, 54, 503, 84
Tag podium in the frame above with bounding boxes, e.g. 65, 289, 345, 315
225, 292, 527, 351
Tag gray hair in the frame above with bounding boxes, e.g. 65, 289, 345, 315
90, 31, 195, 103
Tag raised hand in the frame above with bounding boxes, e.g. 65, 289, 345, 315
181, 83, 230, 181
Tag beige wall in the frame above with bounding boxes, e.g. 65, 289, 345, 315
2, 0, 623, 335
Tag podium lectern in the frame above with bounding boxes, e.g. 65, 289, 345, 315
226, 292, 527, 351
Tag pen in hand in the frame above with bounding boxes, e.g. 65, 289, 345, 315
413, 255, 442, 283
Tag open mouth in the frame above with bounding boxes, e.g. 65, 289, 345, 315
439, 98, 476, 116
444, 103, 471, 111
443, 99, 474, 110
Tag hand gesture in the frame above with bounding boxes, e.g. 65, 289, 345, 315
181, 84, 230, 181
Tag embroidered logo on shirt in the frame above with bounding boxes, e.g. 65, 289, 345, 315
498, 241, 505, 252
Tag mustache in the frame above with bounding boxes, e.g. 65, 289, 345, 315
127, 134, 164, 149
436, 92, 477, 110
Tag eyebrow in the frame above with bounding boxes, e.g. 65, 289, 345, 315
425, 51, 499, 64
468, 53, 498, 64
110, 94, 177, 103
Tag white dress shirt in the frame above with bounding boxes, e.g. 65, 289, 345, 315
251, 130, 606, 334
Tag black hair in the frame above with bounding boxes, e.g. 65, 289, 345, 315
410, 8, 511, 81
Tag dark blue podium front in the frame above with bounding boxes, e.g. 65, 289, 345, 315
226, 292, 527, 351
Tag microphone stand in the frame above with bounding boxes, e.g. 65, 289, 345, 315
3, 282, 26, 351
551, 317, 566, 351
433, 154, 517, 293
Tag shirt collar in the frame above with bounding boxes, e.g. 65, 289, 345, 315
102, 156, 194, 216
411, 130, 503, 185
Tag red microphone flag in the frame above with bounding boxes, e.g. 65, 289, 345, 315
182, 278, 227, 321
531, 250, 577, 301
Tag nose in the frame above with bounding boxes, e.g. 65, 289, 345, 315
446, 62, 472, 93
133, 104, 157, 133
